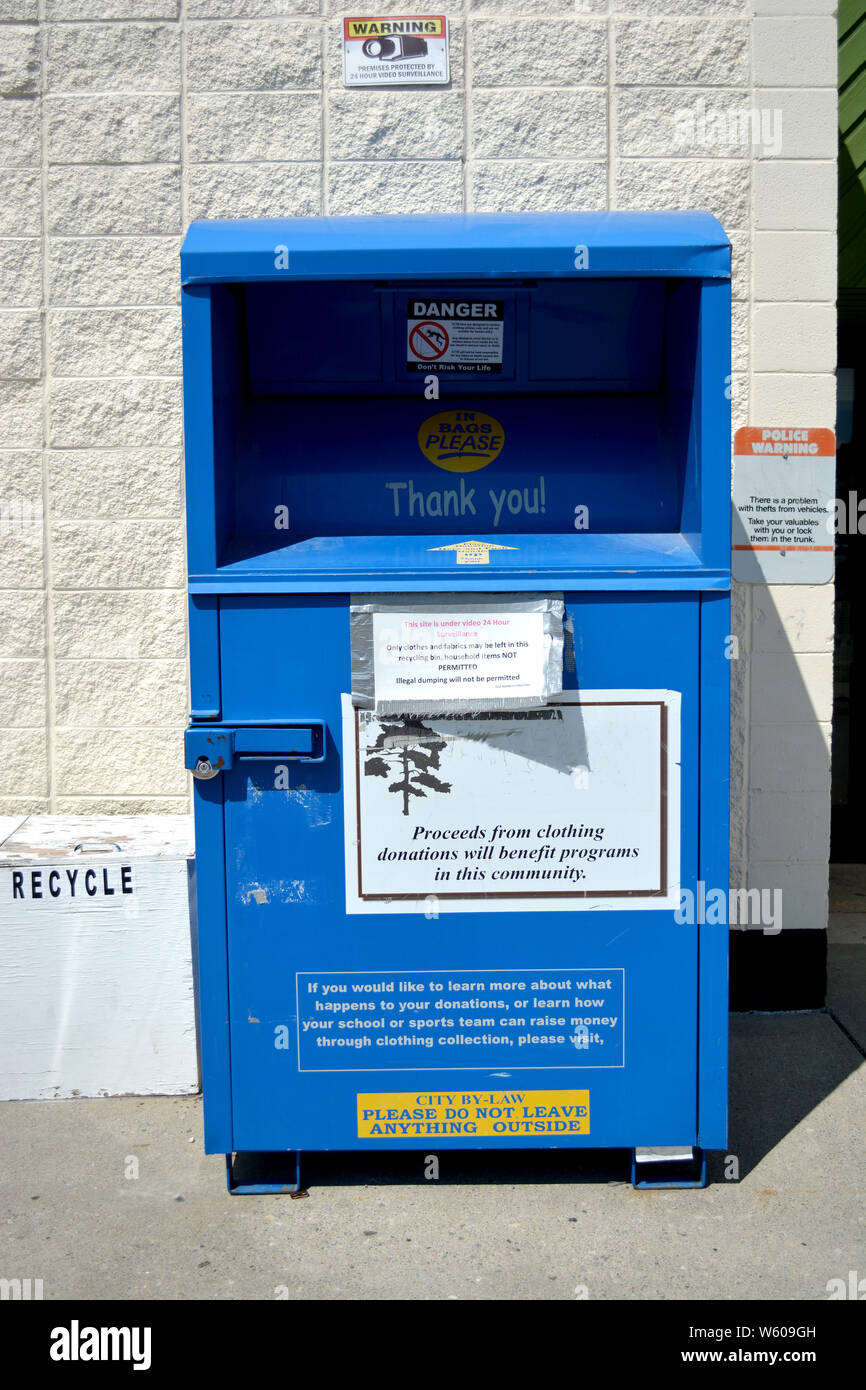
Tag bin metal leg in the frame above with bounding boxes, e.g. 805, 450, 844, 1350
631, 1146, 707, 1189
225, 1151, 303, 1195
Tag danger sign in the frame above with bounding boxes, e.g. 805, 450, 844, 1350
343, 14, 449, 87
407, 300, 504, 374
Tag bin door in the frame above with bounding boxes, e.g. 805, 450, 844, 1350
218, 591, 702, 1153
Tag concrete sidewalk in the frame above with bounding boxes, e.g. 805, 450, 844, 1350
1, 1001, 863, 1302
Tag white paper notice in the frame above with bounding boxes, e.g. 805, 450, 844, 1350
372, 609, 547, 706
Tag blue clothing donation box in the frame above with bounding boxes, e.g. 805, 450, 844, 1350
180, 212, 731, 1193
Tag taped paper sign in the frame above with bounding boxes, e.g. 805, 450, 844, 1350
341, 690, 682, 913
732, 426, 835, 583
343, 14, 449, 86
350, 594, 564, 713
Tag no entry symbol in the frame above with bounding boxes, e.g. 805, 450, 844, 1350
409, 320, 449, 361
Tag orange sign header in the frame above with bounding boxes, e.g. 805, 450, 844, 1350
734, 427, 836, 457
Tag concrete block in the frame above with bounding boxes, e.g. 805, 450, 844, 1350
55, 796, 191, 812
0, 729, 47, 796
0, 98, 41, 165
48, 165, 181, 236
0, 310, 42, 378
328, 89, 463, 162
50, 519, 185, 588
48, 308, 181, 378
186, 92, 321, 163
617, 87, 751, 159
753, 231, 837, 302
753, 160, 836, 231
329, 161, 462, 215
747, 789, 830, 863
189, 0, 315, 13
47, 0, 179, 14
471, 18, 606, 87
473, 89, 606, 160
614, 18, 748, 86
48, 448, 183, 518
54, 659, 187, 725
747, 860, 828, 933
0, 591, 45, 657
49, 378, 182, 449
471, 161, 606, 212
752, 304, 836, 374
53, 589, 186, 659
187, 162, 321, 219
0, 239, 42, 308
749, 651, 833, 723
616, 158, 749, 226
47, 94, 181, 164
750, 373, 836, 426
753, 88, 838, 160
53, 728, 188, 796
754, 0, 837, 11
752, 583, 835, 653
749, 721, 832, 793
0, 25, 40, 98
47, 237, 181, 307
186, 20, 321, 91
0, 381, 42, 447
0, 171, 41, 235
0, 659, 45, 726
753, 17, 838, 86
47, 23, 180, 93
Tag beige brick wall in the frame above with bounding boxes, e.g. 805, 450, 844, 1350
0, 0, 838, 927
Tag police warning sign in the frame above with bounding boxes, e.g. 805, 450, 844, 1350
343, 15, 449, 87
407, 299, 504, 373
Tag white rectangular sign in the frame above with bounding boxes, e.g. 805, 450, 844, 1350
343, 14, 449, 87
732, 426, 836, 584
342, 691, 681, 914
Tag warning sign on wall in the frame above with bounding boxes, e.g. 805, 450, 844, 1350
343, 14, 449, 87
407, 299, 504, 373
732, 427, 836, 584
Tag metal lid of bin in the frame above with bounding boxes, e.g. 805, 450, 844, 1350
181, 211, 731, 284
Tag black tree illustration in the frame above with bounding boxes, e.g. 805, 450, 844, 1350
364, 718, 452, 816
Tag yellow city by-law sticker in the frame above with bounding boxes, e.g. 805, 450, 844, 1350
357, 1089, 589, 1139
418, 410, 505, 473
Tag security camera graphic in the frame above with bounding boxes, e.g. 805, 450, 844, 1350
362, 35, 428, 61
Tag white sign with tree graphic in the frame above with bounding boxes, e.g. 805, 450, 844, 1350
341, 691, 681, 914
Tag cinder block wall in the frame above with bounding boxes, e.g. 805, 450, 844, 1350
0, 2, 837, 928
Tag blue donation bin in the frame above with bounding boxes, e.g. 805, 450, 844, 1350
181, 212, 731, 1193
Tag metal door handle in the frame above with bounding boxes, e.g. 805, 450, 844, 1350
185, 723, 326, 778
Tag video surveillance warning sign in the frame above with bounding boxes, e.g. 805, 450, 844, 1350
343, 14, 450, 87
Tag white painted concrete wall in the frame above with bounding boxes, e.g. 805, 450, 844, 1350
0, 1, 838, 927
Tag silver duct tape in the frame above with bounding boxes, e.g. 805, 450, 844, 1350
350, 592, 565, 714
